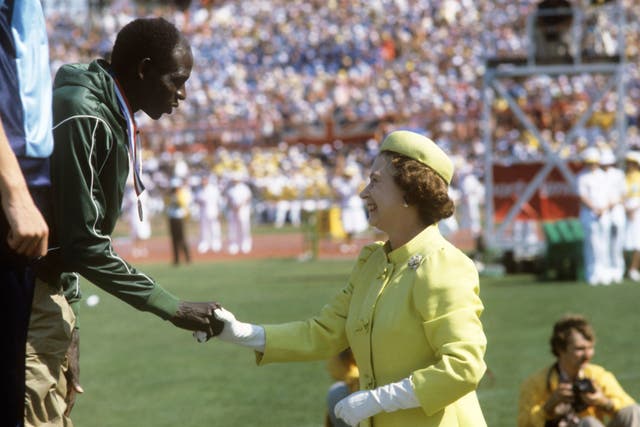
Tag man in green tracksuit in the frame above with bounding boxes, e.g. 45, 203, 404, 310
26, 17, 223, 426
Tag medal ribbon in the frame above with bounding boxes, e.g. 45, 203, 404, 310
111, 76, 146, 221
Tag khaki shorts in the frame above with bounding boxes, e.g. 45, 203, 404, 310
24, 278, 76, 427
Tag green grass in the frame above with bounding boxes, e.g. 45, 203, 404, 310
70, 259, 640, 427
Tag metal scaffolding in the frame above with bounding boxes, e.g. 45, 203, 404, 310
481, 0, 627, 255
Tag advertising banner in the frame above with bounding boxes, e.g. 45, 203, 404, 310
492, 162, 581, 221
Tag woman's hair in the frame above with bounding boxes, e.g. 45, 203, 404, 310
110, 17, 185, 75
388, 153, 455, 226
550, 314, 595, 357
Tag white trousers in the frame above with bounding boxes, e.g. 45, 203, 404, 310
580, 208, 610, 285
198, 215, 222, 252
227, 207, 252, 253
607, 205, 626, 282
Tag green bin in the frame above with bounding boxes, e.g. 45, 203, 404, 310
541, 219, 584, 281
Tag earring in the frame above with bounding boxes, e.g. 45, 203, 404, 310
403, 201, 409, 208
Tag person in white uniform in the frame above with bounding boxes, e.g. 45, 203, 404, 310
600, 148, 626, 284
195, 174, 223, 254
225, 173, 253, 254
125, 184, 151, 257
457, 162, 484, 239
624, 151, 640, 282
332, 164, 369, 253
577, 147, 610, 286
272, 174, 290, 228
457, 159, 485, 254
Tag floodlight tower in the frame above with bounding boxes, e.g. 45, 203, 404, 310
481, 0, 626, 257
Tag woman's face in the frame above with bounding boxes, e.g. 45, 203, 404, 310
359, 154, 406, 232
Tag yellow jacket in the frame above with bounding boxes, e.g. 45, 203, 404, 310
258, 225, 487, 426
627, 170, 640, 200
518, 363, 636, 427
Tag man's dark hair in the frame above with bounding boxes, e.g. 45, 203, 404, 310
110, 17, 185, 75
550, 314, 595, 357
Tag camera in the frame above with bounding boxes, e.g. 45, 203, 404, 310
572, 378, 595, 412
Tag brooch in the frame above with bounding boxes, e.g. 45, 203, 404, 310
407, 254, 424, 270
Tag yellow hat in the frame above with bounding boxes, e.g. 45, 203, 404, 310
380, 130, 454, 184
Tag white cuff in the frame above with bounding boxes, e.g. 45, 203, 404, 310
370, 377, 420, 413
195, 308, 266, 352
216, 308, 265, 352
223, 320, 265, 352
334, 377, 420, 426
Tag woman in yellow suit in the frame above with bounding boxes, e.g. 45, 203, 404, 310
201, 130, 488, 426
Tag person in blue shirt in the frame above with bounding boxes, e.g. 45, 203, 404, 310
0, 0, 53, 425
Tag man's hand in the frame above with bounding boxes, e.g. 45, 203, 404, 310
0, 122, 49, 258
169, 301, 224, 336
1, 179, 48, 257
544, 382, 574, 416
64, 328, 84, 416
580, 383, 612, 411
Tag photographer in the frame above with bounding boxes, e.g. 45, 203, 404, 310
518, 314, 640, 427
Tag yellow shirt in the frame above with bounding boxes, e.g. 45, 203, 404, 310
626, 170, 640, 200
518, 363, 636, 427
258, 225, 487, 427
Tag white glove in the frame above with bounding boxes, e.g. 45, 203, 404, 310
334, 377, 420, 426
193, 308, 265, 352
334, 390, 383, 427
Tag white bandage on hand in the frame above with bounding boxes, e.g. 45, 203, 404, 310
194, 308, 265, 352
334, 377, 420, 426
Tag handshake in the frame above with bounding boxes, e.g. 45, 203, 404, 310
192, 306, 266, 352
168, 301, 264, 350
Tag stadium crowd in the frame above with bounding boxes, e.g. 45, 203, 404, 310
45, 0, 640, 154
43, 0, 640, 264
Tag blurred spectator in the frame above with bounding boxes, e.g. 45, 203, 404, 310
166, 177, 192, 265
125, 184, 151, 258
224, 172, 253, 254
194, 174, 223, 254
455, 156, 485, 253
325, 349, 359, 427
332, 163, 368, 253
600, 148, 626, 284
624, 151, 640, 282
577, 147, 610, 286
439, 184, 460, 238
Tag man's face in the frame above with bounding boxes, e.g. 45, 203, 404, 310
557, 329, 594, 375
140, 40, 193, 120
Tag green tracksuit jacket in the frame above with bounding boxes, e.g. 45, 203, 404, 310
47, 59, 179, 320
